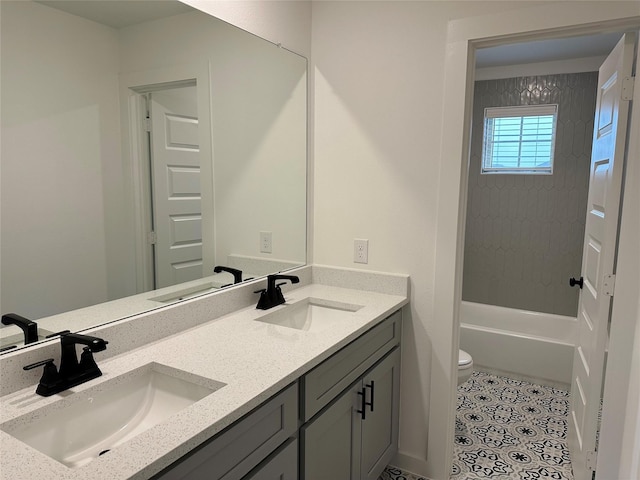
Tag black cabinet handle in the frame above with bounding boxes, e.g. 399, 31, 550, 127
365, 381, 375, 412
356, 388, 367, 420
569, 277, 584, 289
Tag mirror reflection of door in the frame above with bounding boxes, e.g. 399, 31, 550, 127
148, 84, 204, 289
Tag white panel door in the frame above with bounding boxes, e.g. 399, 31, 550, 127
568, 33, 635, 480
150, 85, 203, 288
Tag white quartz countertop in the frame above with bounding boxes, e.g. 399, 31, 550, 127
0, 284, 407, 480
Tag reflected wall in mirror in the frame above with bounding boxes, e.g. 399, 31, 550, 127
0, 0, 307, 352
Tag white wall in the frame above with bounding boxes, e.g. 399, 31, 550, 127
0, 1, 122, 318
311, 1, 550, 476
180, 0, 312, 58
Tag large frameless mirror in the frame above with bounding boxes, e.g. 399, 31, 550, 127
0, 0, 307, 352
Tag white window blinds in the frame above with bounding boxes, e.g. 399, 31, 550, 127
482, 104, 558, 174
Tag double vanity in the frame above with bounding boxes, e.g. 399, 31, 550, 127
0, 266, 409, 480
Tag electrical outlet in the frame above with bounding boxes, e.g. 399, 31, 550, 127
354, 239, 369, 264
260, 231, 272, 253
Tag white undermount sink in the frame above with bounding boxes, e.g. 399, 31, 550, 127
1, 363, 225, 468
256, 297, 363, 332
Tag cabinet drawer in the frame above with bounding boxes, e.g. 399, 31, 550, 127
243, 438, 298, 480
154, 382, 298, 480
301, 310, 401, 421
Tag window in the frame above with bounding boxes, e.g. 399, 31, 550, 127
482, 104, 558, 174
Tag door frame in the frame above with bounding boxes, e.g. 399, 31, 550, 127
430, 5, 640, 479
119, 63, 215, 294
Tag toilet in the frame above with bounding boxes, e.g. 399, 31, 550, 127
457, 349, 473, 385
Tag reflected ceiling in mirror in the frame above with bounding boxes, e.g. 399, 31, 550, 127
0, 0, 307, 352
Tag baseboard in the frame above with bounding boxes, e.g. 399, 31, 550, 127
474, 365, 570, 391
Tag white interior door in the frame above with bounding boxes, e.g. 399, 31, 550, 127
568, 33, 635, 480
150, 85, 203, 289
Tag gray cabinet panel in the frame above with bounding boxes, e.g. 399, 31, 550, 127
301, 347, 401, 480
301, 383, 361, 480
243, 439, 298, 480
360, 349, 400, 480
155, 383, 298, 480
301, 311, 401, 421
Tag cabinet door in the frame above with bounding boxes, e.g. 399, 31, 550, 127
301, 384, 362, 480
360, 348, 400, 480
243, 439, 298, 480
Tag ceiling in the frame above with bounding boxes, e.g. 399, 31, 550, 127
33, 2, 626, 69
476, 32, 624, 68
34, 0, 193, 28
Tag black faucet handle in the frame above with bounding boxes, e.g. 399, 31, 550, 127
23, 358, 55, 371
24, 358, 60, 395
79, 347, 100, 372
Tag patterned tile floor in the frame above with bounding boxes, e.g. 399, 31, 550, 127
451, 371, 574, 480
378, 371, 573, 480
379, 466, 427, 480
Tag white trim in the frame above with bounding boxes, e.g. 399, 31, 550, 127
127, 93, 154, 293
484, 104, 558, 118
430, 5, 640, 480
475, 55, 606, 81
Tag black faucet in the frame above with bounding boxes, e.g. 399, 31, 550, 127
23, 332, 108, 397
255, 274, 300, 310
213, 265, 243, 284
2, 313, 38, 344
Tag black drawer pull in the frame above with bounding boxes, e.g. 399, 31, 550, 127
365, 381, 375, 412
356, 388, 367, 420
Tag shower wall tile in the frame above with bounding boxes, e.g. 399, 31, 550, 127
462, 72, 598, 317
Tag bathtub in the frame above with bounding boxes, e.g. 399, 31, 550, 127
459, 301, 577, 390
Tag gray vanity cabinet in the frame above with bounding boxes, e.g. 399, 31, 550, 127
153, 309, 402, 480
153, 383, 298, 480
301, 348, 401, 480
300, 310, 402, 480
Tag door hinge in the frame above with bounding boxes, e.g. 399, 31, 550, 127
144, 117, 151, 132
603, 274, 616, 297
622, 76, 635, 101
586, 450, 598, 471
148, 231, 157, 245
